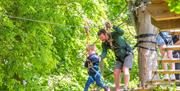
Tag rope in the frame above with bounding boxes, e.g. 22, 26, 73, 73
4, 13, 128, 29
3, 14, 100, 28
126, 15, 136, 37
84, 26, 90, 45
8, 15, 64, 26
111, 4, 128, 22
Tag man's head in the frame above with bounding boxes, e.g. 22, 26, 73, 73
87, 44, 96, 53
97, 29, 108, 42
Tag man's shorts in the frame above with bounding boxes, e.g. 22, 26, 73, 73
115, 53, 133, 69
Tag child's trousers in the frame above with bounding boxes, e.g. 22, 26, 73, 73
84, 73, 106, 91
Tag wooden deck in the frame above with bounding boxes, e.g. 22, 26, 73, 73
158, 58, 180, 63
147, 0, 180, 30
153, 70, 180, 74
163, 45, 180, 50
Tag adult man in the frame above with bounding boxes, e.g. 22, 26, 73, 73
97, 22, 133, 91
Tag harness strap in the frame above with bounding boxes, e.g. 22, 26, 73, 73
87, 60, 99, 69
87, 60, 93, 69
89, 63, 100, 77
89, 76, 94, 81
138, 46, 157, 51
133, 40, 157, 50
94, 71, 100, 78
106, 32, 113, 49
87, 54, 99, 69
135, 34, 156, 39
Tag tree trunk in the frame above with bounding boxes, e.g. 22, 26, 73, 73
127, 1, 158, 87
136, 6, 158, 87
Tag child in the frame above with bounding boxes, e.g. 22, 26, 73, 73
84, 44, 110, 91
98, 22, 133, 90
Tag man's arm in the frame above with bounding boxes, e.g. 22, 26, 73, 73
112, 26, 124, 36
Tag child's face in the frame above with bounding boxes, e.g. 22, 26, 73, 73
93, 46, 96, 51
87, 45, 96, 53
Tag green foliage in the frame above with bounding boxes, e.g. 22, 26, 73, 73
0, 0, 138, 90
167, 0, 180, 14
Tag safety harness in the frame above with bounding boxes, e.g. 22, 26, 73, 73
84, 54, 100, 77
104, 23, 133, 58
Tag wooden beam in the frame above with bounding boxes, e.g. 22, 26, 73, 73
135, 88, 180, 91
163, 45, 180, 50
151, 17, 180, 30
147, 80, 180, 84
154, 70, 180, 74
147, 2, 180, 21
134, 88, 151, 91
158, 59, 180, 63
177, 87, 180, 91
150, 0, 165, 4
170, 30, 180, 35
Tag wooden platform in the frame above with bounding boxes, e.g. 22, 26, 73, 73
158, 58, 180, 63
134, 87, 180, 91
150, 0, 165, 4
147, 1, 180, 21
151, 18, 180, 30
153, 70, 180, 74
147, 0, 180, 30
147, 80, 180, 84
163, 45, 180, 50
134, 88, 151, 91
170, 30, 180, 35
